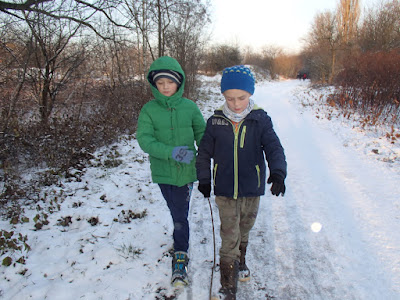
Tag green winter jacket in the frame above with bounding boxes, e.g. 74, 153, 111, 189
136, 56, 206, 187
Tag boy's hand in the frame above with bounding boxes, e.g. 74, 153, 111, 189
198, 183, 211, 198
267, 174, 286, 196
172, 146, 194, 164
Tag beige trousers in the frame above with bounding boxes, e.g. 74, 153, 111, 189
215, 196, 260, 263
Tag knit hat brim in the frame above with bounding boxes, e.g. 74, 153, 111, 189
148, 69, 183, 87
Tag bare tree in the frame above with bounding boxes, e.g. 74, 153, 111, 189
337, 0, 360, 45
358, 0, 400, 52
0, 26, 33, 132
20, 8, 86, 124
124, 0, 154, 64
124, 0, 176, 61
122, 0, 210, 99
203, 44, 242, 74
260, 45, 283, 79
165, 0, 210, 96
305, 10, 341, 83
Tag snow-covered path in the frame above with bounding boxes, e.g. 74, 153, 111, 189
188, 79, 400, 300
1, 78, 399, 300
240, 80, 400, 299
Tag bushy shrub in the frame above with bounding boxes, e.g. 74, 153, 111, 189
0, 79, 149, 206
332, 50, 400, 125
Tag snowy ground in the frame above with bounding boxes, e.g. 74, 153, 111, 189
1, 76, 400, 300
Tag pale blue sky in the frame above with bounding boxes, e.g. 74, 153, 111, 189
209, 0, 381, 53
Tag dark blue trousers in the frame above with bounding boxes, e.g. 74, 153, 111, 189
159, 183, 193, 252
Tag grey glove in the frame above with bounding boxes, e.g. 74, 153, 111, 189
172, 146, 194, 164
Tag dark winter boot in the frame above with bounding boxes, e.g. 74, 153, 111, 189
216, 260, 239, 300
171, 251, 189, 287
238, 243, 251, 282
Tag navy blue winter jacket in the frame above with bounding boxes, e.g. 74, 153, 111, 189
196, 106, 287, 199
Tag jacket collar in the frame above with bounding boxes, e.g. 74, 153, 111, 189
152, 87, 183, 108
214, 104, 263, 120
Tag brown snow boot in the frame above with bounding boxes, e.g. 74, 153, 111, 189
218, 260, 239, 300
239, 243, 251, 282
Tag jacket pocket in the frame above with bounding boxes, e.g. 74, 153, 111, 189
213, 164, 218, 186
240, 126, 246, 148
255, 165, 261, 188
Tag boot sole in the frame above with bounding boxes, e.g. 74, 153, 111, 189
172, 278, 189, 287
239, 276, 251, 282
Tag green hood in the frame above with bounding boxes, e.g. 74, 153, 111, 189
147, 56, 186, 108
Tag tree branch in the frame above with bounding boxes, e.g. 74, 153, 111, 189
0, 0, 51, 11
0, 0, 130, 39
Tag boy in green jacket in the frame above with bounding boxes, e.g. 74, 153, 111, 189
136, 56, 206, 286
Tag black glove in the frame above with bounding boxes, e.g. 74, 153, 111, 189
267, 174, 286, 196
198, 183, 211, 198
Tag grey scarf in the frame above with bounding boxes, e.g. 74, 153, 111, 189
222, 98, 255, 122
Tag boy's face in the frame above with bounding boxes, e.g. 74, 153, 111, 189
155, 78, 179, 97
223, 89, 251, 113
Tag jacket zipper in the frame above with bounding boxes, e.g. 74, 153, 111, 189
233, 126, 239, 199
215, 115, 244, 199
240, 126, 246, 148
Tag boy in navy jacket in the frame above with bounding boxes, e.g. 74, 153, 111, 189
196, 65, 287, 300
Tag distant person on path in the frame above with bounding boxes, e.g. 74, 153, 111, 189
303, 73, 307, 80
196, 65, 287, 300
136, 56, 206, 287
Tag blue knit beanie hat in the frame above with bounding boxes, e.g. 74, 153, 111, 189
221, 65, 255, 95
